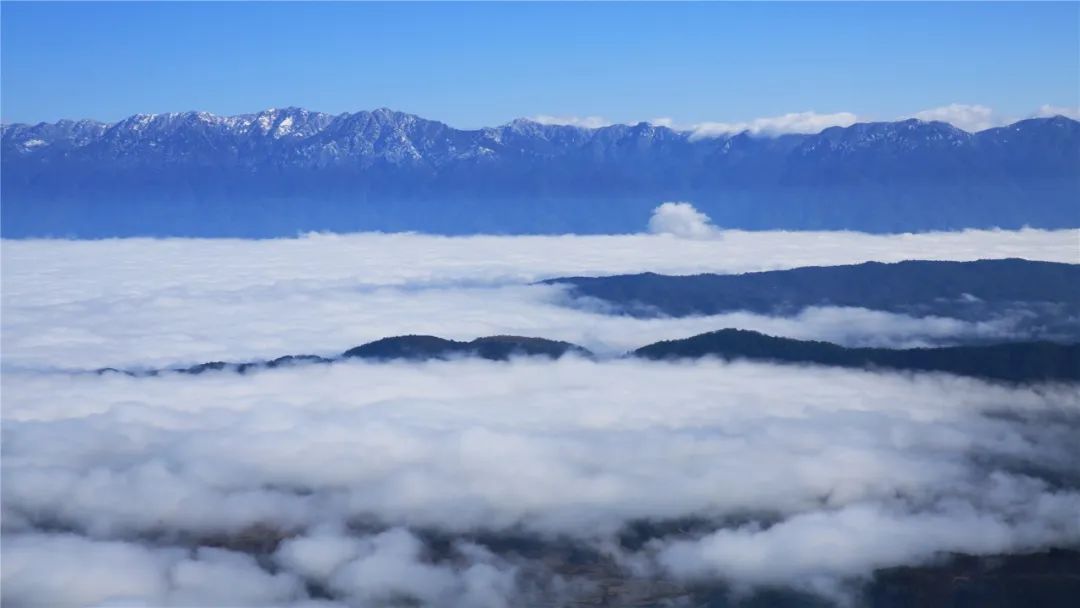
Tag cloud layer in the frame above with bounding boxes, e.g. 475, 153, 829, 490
3, 229, 1075, 369
4, 357, 1079, 606
3, 229, 1078, 606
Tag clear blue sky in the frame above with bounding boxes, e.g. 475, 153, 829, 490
2, 1, 1077, 127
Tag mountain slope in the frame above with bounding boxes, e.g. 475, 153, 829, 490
546, 258, 1080, 341
3, 109, 1078, 236
633, 329, 1080, 383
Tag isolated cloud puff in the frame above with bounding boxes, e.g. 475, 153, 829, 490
690, 111, 859, 139
529, 115, 611, 128
647, 202, 720, 239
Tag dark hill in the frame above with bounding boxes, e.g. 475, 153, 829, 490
94, 330, 1080, 383
633, 329, 1080, 383
342, 334, 588, 361
97, 335, 591, 376
546, 259, 1080, 341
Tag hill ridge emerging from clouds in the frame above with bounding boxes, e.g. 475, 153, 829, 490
95, 331, 1080, 384
546, 258, 1080, 341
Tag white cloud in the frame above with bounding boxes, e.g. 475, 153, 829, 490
529, 111, 860, 136
528, 104, 1077, 137
0, 534, 180, 608
168, 547, 307, 607
654, 481, 1080, 587
909, 103, 1001, 132
2, 229, 1075, 369
274, 525, 366, 584
2, 529, 520, 608
689, 111, 860, 139
647, 201, 720, 239
3, 229, 1079, 605
907, 103, 1080, 132
319, 528, 519, 607
3, 357, 1079, 606
528, 115, 611, 128
1034, 104, 1080, 120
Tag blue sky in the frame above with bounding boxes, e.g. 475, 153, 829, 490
1, 1, 1077, 129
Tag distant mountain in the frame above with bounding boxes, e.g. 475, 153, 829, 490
547, 258, 1080, 342
3, 108, 1078, 236
634, 329, 1080, 383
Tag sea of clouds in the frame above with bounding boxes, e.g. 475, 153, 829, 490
3, 225, 1079, 607
3, 227, 1076, 369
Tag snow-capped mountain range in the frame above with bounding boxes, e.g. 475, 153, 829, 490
5, 107, 1074, 166
2, 108, 1077, 236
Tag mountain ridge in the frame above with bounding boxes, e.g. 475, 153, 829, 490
545, 258, 1080, 328
633, 329, 1080, 383
95, 330, 1080, 384
7, 109, 1077, 165
4, 107, 1078, 236
95, 334, 591, 376
4, 106, 1074, 135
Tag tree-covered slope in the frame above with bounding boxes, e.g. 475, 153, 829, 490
634, 329, 1080, 383
547, 259, 1080, 335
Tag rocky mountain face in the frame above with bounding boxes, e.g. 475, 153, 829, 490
3, 108, 1078, 236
